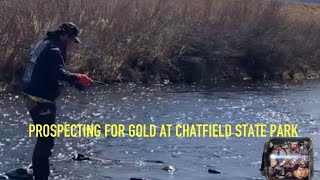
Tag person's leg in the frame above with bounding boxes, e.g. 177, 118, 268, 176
32, 137, 54, 180
29, 102, 56, 180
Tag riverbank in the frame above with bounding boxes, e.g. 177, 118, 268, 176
1, 0, 320, 88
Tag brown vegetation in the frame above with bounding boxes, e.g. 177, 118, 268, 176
1, 0, 320, 88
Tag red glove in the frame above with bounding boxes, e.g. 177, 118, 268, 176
77, 74, 94, 86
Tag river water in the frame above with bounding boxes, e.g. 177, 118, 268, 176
0, 82, 320, 180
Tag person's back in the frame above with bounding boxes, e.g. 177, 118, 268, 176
22, 32, 78, 102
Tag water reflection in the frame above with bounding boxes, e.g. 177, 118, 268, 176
0, 82, 320, 179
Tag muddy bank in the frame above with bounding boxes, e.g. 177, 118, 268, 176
6, 63, 320, 94
121, 54, 320, 84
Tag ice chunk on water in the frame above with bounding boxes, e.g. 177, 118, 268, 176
57, 153, 65, 159
92, 112, 102, 117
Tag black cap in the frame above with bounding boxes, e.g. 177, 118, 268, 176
57, 22, 81, 43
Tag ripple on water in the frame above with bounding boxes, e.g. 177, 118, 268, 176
1, 84, 320, 179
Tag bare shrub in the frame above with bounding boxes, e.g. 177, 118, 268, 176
0, 0, 320, 86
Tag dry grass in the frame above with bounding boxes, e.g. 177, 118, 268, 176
287, 2, 320, 16
1, 0, 320, 87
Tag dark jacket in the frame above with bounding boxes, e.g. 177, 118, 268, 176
22, 33, 79, 102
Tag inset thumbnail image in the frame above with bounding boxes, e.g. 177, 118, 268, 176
261, 137, 313, 180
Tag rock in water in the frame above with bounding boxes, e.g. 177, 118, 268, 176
72, 153, 90, 161
162, 165, 176, 172
0, 174, 9, 179
4, 168, 33, 179
144, 160, 164, 164
208, 169, 222, 174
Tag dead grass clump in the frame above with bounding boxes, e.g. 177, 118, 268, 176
1, 0, 320, 86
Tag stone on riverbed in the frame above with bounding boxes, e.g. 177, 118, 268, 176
162, 165, 176, 172
72, 153, 90, 161
208, 169, 222, 174
144, 160, 164, 164
1, 168, 33, 179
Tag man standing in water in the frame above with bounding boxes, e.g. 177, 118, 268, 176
22, 22, 94, 180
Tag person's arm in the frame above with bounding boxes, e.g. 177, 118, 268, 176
47, 48, 94, 87
58, 64, 79, 84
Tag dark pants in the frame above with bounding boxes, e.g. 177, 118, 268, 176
26, 98, 56, 180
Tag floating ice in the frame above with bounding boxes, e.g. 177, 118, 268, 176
92, 112, 102, 117
15, 111, 20, 115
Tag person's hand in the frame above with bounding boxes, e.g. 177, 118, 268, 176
76, 74, 94, 86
